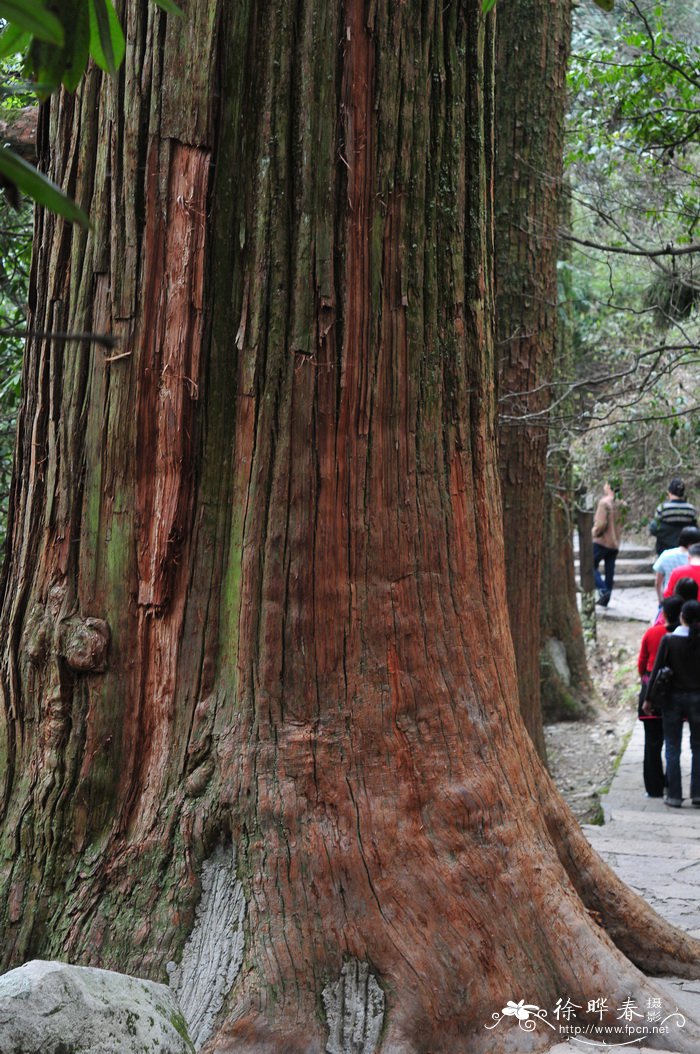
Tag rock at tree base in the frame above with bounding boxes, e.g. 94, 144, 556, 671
0, 959, 194, 1054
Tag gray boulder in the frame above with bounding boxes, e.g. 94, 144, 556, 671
0, 959, 194, 1054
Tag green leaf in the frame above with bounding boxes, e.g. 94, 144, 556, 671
0, 147, 89, 228
29, 35, 68, 96
0, 0, 64, 45
0, 22, 31, 59
88, 0, 125, 77
482, 0, 497, 10
592, 0, 614, 10
152, 0, 183, 14
63, 1, 90, 92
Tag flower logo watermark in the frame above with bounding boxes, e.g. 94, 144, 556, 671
487, 999, 556, 1034
502, 1000, 540, 1021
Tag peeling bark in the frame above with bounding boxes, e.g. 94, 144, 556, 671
322, 961, 385, 1054
170, 845, 246, 1049
0, 3, 699, 1053
0, 107, 38, 164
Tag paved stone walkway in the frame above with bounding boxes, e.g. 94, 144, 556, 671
595, 586, 658, 624
548, 721, 700, 1051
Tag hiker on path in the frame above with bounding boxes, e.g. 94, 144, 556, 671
592, 481, 621, 608
653, 576, 698, 627
637, 595, 683, 798
649, 479, 697, 556
663, 542, 700, 599
645, 599, 700, 808
653, 526, 700, 601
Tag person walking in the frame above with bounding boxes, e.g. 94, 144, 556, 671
645, 600, 700, 808
649, 479, 697, 556
592, 481, 620, 608
637, 595, 683, 797
653, 526, 700, 601
663, 542, 700, 599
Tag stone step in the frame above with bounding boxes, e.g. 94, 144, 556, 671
575, 557, 655, 574
573, 548, 657, 591
576, 576, 655, 591
574, 576, 656, 586
573, 546, 655, 561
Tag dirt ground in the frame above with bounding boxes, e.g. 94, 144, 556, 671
544, 618, 645, 823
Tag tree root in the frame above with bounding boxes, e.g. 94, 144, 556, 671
540, 767, 700, 979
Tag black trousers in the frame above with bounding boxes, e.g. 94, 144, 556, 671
639, 679, 665, 796
593, 542, 618, 597
642, 719, 665, 796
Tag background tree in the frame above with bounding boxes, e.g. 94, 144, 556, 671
540, 191, 593, 721
494, 0, 576, 754
1, 2, 700, 1052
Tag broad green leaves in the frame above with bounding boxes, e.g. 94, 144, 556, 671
153, 0, 183, 14
88, 0, 125, 78
17, 0, 179, 96
0, 0, 183, 221
0, 1, 63, 45
483, 0, 612, 12
0, 23, 31, 61
0, 148, 89, 227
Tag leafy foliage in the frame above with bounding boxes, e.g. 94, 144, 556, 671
0, 192, 30, 544
0, 0, 182, 220
0, 146, 89, 223
568, 1, 700, 231
565, 0, 700, 525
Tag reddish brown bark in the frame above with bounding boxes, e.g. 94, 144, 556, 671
0, 107, 38, 164
495, 0, 572, 757
0, 3, 698, 1053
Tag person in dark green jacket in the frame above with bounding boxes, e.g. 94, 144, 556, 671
649, 478, 697, 556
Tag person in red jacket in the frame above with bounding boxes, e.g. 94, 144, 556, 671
645, 600, 700, 807
637, 595, 683, 796
664, 542, 700, 598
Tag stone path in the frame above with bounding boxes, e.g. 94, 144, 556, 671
548, 721, 700, 1052
595, 586, 658, 624
551, 553, 700, 1049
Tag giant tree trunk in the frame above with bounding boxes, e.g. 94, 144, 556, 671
494, 0, 571, 758
0, 3, 699, 1052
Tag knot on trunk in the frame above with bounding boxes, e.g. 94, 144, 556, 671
23, 612, 50, 665
184, 759, 214, 798
59, 617, 110, 673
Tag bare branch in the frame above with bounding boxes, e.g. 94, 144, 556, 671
0, 329, 118, 349
560, 232, 700, 259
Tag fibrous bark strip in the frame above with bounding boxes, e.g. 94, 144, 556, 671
169, 845, 246, 1050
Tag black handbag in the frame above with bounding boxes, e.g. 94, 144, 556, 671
648, 665, 674, 710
